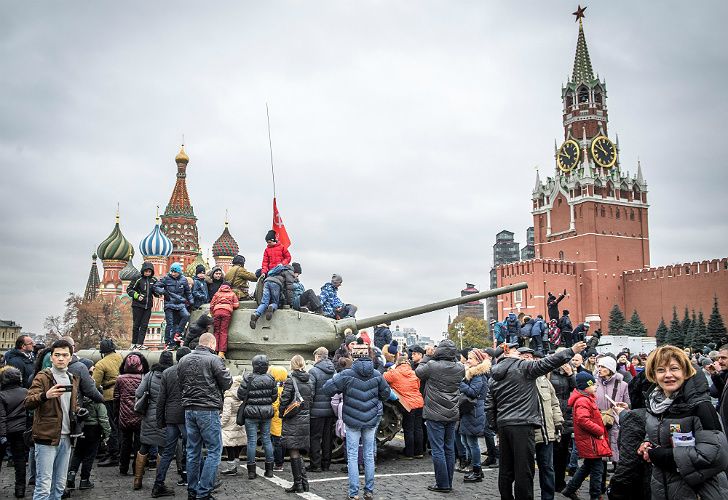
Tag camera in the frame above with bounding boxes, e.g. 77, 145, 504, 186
586, 328, 602, 350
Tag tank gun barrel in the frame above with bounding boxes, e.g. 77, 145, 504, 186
335, 281, 528, 334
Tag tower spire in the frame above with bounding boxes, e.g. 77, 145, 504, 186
571, 5, 595, 84
84, 253, 101, 301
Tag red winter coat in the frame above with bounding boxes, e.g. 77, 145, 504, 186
261, 242, 291, 275
568, 389, 612, 459
210, 284, 240, 315
115, 373, 143, 431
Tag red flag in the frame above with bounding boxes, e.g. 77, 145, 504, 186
272, 197, 291, 249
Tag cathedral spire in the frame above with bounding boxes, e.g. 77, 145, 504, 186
84, 253, 101, 301
571, 5, 595, 84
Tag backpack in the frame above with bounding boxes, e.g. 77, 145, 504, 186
494, 322, 506, 343
532, 320, 546, 337
520, 322, 533, 338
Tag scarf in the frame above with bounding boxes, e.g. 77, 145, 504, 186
648, 386, 674, 415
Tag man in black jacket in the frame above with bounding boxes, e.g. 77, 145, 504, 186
178, 334, 232, 500
153, 346, 191, 497
5, 335, 35, 388
486, 341, 586, 500
127, 262, 159, 349
307, 347, 336, 472
547, 290, 566, 322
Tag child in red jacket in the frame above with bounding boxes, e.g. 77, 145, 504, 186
561, 371, 613, 500
210, 282, 239, 358
261, 230, 291, 277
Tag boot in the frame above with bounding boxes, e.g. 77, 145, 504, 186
66, 471, 76, 490
247, 463, 257, 480
265, 305, 274, 320
151, 483, 176, 497
464, 465, 483, 483
249, 314, 258, 329
78, 479, 94, 490
133, 452, 148, 490
221, 460, 238, 476
284, 458, 303, 493
15, 485, 25, 499
455, 458, 471, 473
483, 456, 499, 468
299, 458, 309, 492
264, 462, 274, 478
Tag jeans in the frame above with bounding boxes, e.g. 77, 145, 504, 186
568, 437, 579, 469
426, 420, 456, 489
272, 435, 284, 466
309, 416, 334, 469
69, 425, 101, 480
401, 407, 424, 457
255, 282, 281, 317
244, 419, 274, 464
463, 434, 481, 468
186, 410, 223, 498
498, 425, 536, 500
34, 436, 72, 500
164, 307, 190, 345
131, 307, 152, 345
345, 425, 376, 497
536, 441, 555, 500
564, 457, 603, 499
155, 424, 186, 486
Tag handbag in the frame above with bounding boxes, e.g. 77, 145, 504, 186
600, 382, 620, 429
282, 377, 304, 419
236, 374, 251, 426
134, 375, 151, 415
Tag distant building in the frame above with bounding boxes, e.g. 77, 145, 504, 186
0, 320, 22, 350
488, 230, 522, 323
458, 283, 485, 320
521, 227, 535, 260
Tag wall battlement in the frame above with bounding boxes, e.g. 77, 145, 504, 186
498, 258, 578, 278
623, 258, 728, 282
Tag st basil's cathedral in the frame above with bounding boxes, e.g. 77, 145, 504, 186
84, 146, 240, 345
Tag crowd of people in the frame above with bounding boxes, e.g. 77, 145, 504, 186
2, 275, 728, 500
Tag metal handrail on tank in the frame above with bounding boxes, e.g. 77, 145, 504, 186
335, 282, 528, 334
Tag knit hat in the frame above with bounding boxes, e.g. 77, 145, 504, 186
195, 264, 206, 275
99, 338, 116, 354
159, 350, 174, 368
471, 349, 487, 363
170, 262, 183, 274
292, 262, 302, 274
597, 356, 617, 375
387, 341, 399, 356
331, 274, 343, 286
265, 230, 277, 242
575, 371, 596, 391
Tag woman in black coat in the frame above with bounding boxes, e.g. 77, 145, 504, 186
279, 355, 313, 493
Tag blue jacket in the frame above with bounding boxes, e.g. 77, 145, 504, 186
458, 362, 490, 436
506, 313, 520, 338
191, 276, 209, 309
494, 322, 507, 343
319, 282, 344, 318
322, 357, 390, 429
155, 273, 193, 310
531, 318, 546, 338
373, 326, 392, 350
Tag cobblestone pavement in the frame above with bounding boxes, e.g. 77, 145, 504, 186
1, 438, 594, 499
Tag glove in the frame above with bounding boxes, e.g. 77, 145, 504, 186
0, 436, 7, 445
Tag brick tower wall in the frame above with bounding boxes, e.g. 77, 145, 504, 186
623, 258, 728, 335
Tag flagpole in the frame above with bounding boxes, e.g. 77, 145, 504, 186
266, 103, 276, 199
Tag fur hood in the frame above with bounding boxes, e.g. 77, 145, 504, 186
465, 359, 491, 380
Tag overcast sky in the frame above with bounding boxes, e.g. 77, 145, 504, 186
2, 1, 727, 341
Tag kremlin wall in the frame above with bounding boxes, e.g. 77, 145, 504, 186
496, 16, 728, 335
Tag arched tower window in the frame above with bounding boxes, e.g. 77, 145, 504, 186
616, 209, 621, 219
606, 182, 614, 197
566, 93, 574, 108
559, 251, 564, 260
578, 86, 589, 104
594, 91, 603, 104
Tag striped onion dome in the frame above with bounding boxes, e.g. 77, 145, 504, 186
97, 216, 134, 261
212, 222, 239, 258
185, 250, 207, 277
119, 256, 141, 282
140, 216, 173, 257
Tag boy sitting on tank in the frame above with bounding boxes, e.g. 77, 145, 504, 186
319, 274, 357, 319
289, 262, 321, 313
224, 255, 257, 301
249, 264, 298, 329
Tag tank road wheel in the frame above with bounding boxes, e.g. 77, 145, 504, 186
377, 401, 402, 446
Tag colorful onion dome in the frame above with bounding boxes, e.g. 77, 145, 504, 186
186, 250, 208, 277
119, 256, 141, 282
212, 222, 239, 258
140, 216, 173, 257
97, 215, 134, 261
175, 145, 189, 164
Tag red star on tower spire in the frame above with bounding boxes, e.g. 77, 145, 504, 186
573, 5, 587, 23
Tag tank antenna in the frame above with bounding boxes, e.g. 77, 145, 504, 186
266, 102, 276, 198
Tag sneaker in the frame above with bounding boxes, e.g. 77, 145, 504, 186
138, 344, 150, 350
299, 306, 309, 313
78, 480, 94, 490
176, 477, 188, 487
265, 305, 274, 320
273, 464, 284, 472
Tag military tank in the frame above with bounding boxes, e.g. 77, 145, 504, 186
77, 281, 527, 456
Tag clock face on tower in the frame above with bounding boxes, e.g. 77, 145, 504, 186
591, 136, 617, 168
557, 139, 580, 172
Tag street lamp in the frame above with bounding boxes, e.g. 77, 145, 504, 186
456, 322, 464, 350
